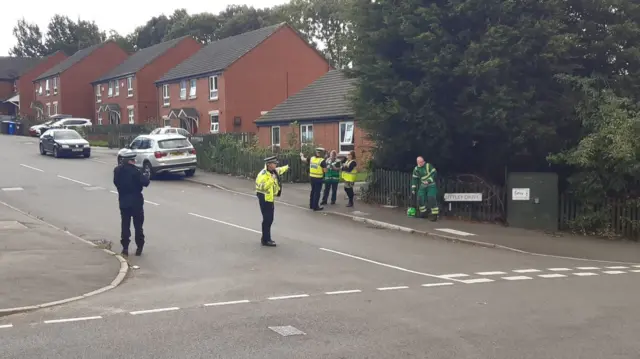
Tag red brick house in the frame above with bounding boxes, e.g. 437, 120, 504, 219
91, 36, 202, 126
0, 53, 67, 117
154, 23, 331, 134
255, 70, 372, 162
33, 41, 128, 120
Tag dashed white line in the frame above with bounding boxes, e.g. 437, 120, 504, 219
20, 164, 44, 172
377, 286, 409, 291
434, 228, 476, 236
57, 175, 90, 186
602, 270, 626, 274
204, 300, 250, 307
110, 190, 118, 194
633, 265, 640, 268
573, 272, 598, 276
325, 290, 362, 295
476, 271, 506, 276
461, 278, 494, 284
538, 274, 567, 278
144, 200, 159, 206
513, 269, 541, 273
576, 266, 599, 270
268, 294, 309, 300
1, 187, 24, 191
0, 324, 13, 329
422, 283, 455, 287
605, 266, 628, 269
630, 270, 640, 273
439, 273, 469, 278
189, 212, 261, 234
548, 268, 572, 271
130, 307, 180, 315
90, 159, 108, 164
502, 276, 532, 281
44, 316, 102, 324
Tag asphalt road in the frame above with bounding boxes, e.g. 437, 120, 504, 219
1, 135, 639, 358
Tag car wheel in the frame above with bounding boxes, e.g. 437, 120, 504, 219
185, 169, 196, 177
53, 146, 60, 158
39, 144, 46, 155
143, 161, 155, 180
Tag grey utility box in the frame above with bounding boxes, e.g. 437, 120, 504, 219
507, 172, 558, 232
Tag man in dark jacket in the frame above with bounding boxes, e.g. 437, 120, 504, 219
113, 150, 150, 257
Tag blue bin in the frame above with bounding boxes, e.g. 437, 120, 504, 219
7, 122, 16, 135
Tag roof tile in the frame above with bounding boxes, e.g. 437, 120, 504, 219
34, 42, 112, 81
0, 56, 42, 80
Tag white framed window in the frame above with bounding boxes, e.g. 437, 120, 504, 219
108, 81, 114, 97
339, 121, 355, 153
189, 79, 196, 98
53, 102, 58, 115
96, 85, 102, 103
300, 124, 313, 144
128, 107, 134, 124
45, 79, 50, 96
114, 80, 120, 96
209, 76, 218, 100
127, 77, 133, 97
163, 116, 170, 127
46, 103, 51, 116
209, 111, 219, 133
97, 113, 103, 125
37, 83, 42, 95
180, 80, 187, 100
53, 77, 58, 94
162, 84, 169, 106
271, 126, 280, 147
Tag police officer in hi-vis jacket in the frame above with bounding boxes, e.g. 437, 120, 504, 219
255, 156, 289, 247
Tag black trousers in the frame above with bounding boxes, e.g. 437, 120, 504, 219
257, 193, 274, 243
309, 177, 324, 209
120, 206, 145, 249
322, 181, 339, 204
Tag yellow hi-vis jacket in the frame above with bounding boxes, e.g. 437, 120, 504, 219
341, 160, 357, 182
255, 165, 290, 202
309, 156, 325, 178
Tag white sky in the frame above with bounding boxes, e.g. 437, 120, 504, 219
1, 0, 290, 56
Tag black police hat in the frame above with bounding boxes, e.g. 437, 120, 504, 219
264, 156, 278, 164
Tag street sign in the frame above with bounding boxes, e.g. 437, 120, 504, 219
443, 193, 483, 202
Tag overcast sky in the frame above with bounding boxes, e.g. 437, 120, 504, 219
1, 0, 290, 56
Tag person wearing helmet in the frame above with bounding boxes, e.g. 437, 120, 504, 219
411, 156, 439, 221
113, 150, 150, 257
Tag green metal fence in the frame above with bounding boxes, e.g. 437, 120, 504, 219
559, 195, 640, 239
85, 124, 155, 148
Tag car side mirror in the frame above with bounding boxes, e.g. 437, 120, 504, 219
124, 144, 130, 149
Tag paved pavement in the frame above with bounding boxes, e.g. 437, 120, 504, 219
1, 136, 640, 358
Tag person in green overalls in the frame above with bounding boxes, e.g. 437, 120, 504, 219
321, 150, 341, 205
411, 156, 439, 221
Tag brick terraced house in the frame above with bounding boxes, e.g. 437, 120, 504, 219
33, 41, 128, 120
155, 23, 331, 134
91, 36, 202, 126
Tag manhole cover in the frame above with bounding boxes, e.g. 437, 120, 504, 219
0, 221, 27, 230
268, 325, 306, 337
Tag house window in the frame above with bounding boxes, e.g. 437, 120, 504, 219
97, 113, 103, 125
114, 80, 120, 96
271, 126, 280, 147
209, 111, 219, 133
300, 124, 313, 144
37, 83, 42, 95
189, 79, 196, 98
163, 116, 170, 127
53, 102, 58, 115
339, 121, 355, 153
45, 79, 50, 96
127, 77, 133, 97
108, 81, 114, 97
209, 76, 218, 100
53, 77, 58, 95
180, 80, 187, 100
162, 84, 170, 106
96, 85, 102, 103
128, 107, 134, 124
46, 103, 51, 116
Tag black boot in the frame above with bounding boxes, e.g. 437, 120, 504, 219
135, 246, 143, 256
121, 248, 129, 257
262, 240, 277, 247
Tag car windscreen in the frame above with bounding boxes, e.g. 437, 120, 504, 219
158, 138, 190, 149
54, 131, 82, 140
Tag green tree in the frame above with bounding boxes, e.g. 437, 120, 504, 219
9, 19, 47, 57
108, 30, 135, 53
165, 11, 221, 44
216, 5, 278, 39
130, 14, 173, 50
44, 15, 106, 55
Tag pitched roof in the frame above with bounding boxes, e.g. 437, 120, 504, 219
93, 36, 189, 84
255, 70, 355, 124
0, 56, 42, 80
34, 42, 112, 81
156, 23, 286, 84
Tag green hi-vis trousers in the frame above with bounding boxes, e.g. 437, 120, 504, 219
417, 185, 439, 218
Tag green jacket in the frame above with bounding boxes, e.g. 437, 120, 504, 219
411, 163, 437, 190
324, 158, 341, 182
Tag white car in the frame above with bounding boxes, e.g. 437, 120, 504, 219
117, 134, 197, 179
49, 118, 92, 130
28, 114, 73, 136
150, 126, 191, 137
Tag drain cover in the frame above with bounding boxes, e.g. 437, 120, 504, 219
0, 221, 27, 230
268, 325, 306, 337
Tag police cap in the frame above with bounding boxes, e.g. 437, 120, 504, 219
264, 155, 278, 164
120, 150, 136, 160
315, 147, 325, 152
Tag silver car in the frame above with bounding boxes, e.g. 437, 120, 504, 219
117, 134, 197, 179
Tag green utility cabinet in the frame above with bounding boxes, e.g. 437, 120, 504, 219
507, 172, 558, 232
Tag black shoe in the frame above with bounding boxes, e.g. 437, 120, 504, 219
320, 201, 327, 205
135, 247, 143, 256
121, 249, 129, 257
313, 207, 324, 211
330, 202, 336, 205
346, 202, 353, 207
262, 241, 277, 247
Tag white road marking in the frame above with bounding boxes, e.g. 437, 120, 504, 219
630, 270, 640, 273
189, 212, 261, 234
573, 272, 598, 276
377, 286, 409, 291
502, 276, 532, 281
634, 265, 640, 268
90, 159, 108, 164
325, 289, 362, 295
129, 307, 180, 315
268, 294, 309, 300
538, 274, 567, 278
576, 266, 599, 270
20, 164, 44, 172
204, 300, 250, 307
439, 273, 469, 278
422, 283, 455, 287
110, 190, 118, 194
513, 269, 541, 273
319, 248, 465, 283
602, 270, 626, 274
144, 200, 159, 206
0, 324, 13, 329
461, 278, 494, 284
476, 271, 506, 275
548, 268, 572, 271
605, 266, 628, 269
434, 228, 476, 236
1, 187, 24, 191
57, 175, 90, 186
44, 316, 102, 324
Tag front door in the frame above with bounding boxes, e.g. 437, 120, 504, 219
109, 111, 119, 125
507, 172, 559, 231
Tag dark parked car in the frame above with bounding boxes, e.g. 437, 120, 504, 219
39, 129, 91, 158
